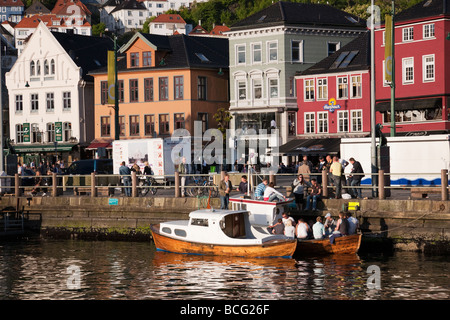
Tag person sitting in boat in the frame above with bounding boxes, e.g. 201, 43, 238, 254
346, 212, 359, 235
312, 216, 325, 240
296, 218, 310, 240
254, 179, 268, 200
329, 211, 349, 244
269, 218, 285, 235
263, 182, 286, 202
282, 212, 296, 227
323, 213, 336, 237
284, 219, 296, 239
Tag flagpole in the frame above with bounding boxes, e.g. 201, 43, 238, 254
370, 0, 377, 197
390, 0, 396, 137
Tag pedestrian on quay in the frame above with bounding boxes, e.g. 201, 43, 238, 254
305, 178, 322, 211
178, 157, 188, 197
119, 161, 132, 197
292, 174, 309, 211
219, 173, 232, 209
236, 175, 248, 194
349, 157, 364, 199
297, 160, 311, 182
330, 156, 343, 199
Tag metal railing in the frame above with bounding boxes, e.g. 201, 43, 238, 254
0, 169, 448, 201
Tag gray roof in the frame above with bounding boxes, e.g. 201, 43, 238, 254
231, 1, 366, 30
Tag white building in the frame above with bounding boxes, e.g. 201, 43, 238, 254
104, 0, 148, 34
5, 22, 113, 163
149, 13, 189, 35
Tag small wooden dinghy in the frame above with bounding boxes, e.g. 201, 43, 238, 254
150, 209, 297, 258
296, 234, 362, 256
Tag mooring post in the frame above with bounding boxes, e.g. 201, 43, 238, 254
52, 173, 57, 197
441, 169, 448, 201
378, 169, 385, 200
175, 171, 180, 198
322, 169, 328, 198
269, 173, 276, 186
15, 173, 20, 197
91, 172, 97, 198
131, 171, 137, 198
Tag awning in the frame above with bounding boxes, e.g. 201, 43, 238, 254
86, 142, 112, 150
277, 138, 341, 156
376, 98, 442, 112
13, 143, 77, 153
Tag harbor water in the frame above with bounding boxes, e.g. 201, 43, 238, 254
0, 237, 448, 300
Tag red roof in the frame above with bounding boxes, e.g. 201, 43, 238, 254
1, 0, 24, 6
189, 24, 208, 34
15, 14, 91, 28
51, 0, 91, 16
210, 25, 230, 36
151, 14, 186, 24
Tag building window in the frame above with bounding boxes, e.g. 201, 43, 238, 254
317, 112, 328, 133
337, 77, 348, 99
269, 78, 278, 98
47, 122, 55, 142
317, 78, 328, 100
159, 77, 169, 101
252, 79, 262, 100
144, 114, 155, 136
31, 123, 42, 143
423, 54, 435, 82
402, 57, 414, 84
327, 42, 340, 56
292, 40, 303, 62
130, 79, 139, 102
44, 60, 49, 75
423, 24, 435, 39
174, 76, 184, 100
267, 41, 278, 62
337, 110, 349, 132
289, 77, 296, 97
236, 44, 245, 64
46, 93, 54, 111
119, 116, 125, 136
159, 114, 169, 135
130, 52, 139, 67
174, 113, 185, 129
304, 112, 315, 134
351, 110, 363, 132
238, 80, 247, 100
36, 61, 41, 76
31, 94, 39, 112
51, 59, 55, 74
198, 112, 208, 133
101, 81, 108, 104
351, 75, 362, 98
143, 51, 152, 66
402, 27, 414, 42
288, 111, 296, 136
144, 78, 154, 101
101, 116, 110, 137
63, 91, 71, 110
64, 122, 72, 141
16, 124, 24, 143
198, 76, 207, 100
15, 95, 23, 112
304, 79, 315, 101
118, 80, 124, 102
129, 115, 140, 136
30, 61, 35, 76
251, 43, 262, 64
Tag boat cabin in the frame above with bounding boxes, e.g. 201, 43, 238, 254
158, 209, 286, 246
229, 196, 293, 226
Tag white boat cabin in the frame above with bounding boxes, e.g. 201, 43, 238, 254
158, 209, 289, 246
229, 196, 293, 226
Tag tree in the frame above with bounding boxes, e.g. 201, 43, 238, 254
213, 108, 233, 137
92, 23, 106, 37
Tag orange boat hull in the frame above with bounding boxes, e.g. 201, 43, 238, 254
150, 224, 297, 258
296, 234, 362, 255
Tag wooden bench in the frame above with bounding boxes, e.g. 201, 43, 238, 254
410, 187, 441, 198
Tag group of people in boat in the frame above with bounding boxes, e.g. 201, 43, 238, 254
268, 211, 359, 243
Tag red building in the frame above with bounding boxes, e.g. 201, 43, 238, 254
375, 0, 450, 135
281, 32, 371, 158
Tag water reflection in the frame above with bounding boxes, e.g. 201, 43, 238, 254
0, 239, 449, 300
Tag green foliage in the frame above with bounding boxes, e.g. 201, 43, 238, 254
213, 108, 233, 135
92, 22, 106, 37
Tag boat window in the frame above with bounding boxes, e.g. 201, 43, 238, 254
220, 213, 246, 238
191, 218, 209, 227
162, 227, 172, 234
174, 229, 187, 237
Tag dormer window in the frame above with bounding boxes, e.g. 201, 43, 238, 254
130, 52, 139, 67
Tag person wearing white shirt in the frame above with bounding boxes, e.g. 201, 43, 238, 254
284, 219, 296, 239
263, 182, 286, 202
312, 216, 325, 239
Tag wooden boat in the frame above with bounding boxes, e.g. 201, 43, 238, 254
295, 234, 362, 256
150, 209, 297, 258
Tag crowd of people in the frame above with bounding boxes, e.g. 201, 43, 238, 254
269, 211, 360, 243
17, 160, 67, 196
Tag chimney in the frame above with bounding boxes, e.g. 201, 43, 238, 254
198, 20, 201, 26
